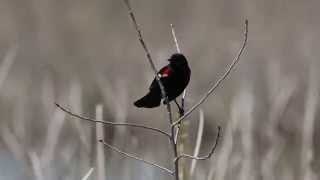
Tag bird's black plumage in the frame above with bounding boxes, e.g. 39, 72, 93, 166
134, 53, 191, 108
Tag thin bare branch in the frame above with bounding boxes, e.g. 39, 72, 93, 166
121, 2, 177, 178
170, 23, 185, 113
175, 126, 221, 163
170, 24, 184, 144
122, 0, 173, 129
170, 24, 181, 53
99, 139, 174, 175
96, 105, 106, 180
122, 0, 165, 98
172, 19, 248, 126
190, 109, 205, 176
55, 103, 171, 138
170, 23, 185, 110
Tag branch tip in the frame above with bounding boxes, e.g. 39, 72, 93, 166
100, 139, 174, 175
55, 103, 171, 137
122, 0, 172, 125
172, 20, 248, 126
54, 102, 60, 108
175, 126, 221, 162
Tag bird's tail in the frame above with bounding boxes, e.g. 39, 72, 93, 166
134, 91, 161, 108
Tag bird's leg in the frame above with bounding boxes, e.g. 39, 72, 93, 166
174, 99, 184, 116
163, 97, 169, 105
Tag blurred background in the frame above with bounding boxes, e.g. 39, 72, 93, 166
0, 0, 319, 179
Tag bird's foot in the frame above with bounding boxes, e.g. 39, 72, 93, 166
178, 107, 184, 116
163, 98, 169, 105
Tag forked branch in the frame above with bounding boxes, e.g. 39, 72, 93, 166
172, 19, 249, 126
175, 126, 221, 163
99, 139, 174, 175
55, 103, 170, 137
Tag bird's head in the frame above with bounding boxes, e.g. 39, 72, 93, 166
168, 53, 188, 65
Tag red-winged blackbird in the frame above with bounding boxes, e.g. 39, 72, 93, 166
134, 53, 191, 108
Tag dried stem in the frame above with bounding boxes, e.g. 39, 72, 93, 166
173, 19, 249, 126
122, 0, 167, 102
122, 1, 177, 178
95, 105, 106, 180
170, 24, 181, 53
99, 139, 174, 175
170, 24, 184, 145
55, 103, 171, 138
175, 126, 221, 163
171, 122, 180, 180
190, 109, 205, 176
170, 22, 182, 174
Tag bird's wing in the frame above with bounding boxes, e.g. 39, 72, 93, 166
149, 66, 173, 91
158, 66, 173, 78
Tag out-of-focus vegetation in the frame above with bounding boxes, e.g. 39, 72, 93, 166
0, 0, 319, 179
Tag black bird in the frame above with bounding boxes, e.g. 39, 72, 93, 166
134, 53, 191, 108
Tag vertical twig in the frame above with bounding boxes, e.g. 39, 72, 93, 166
96, 104, 106, 180
172, 122, 180, 180
170, 27, 186, 179
172, 19, 248, 126
170, 23, 184, 113
170, 24, 181, 53
122, 0, 168, 103
170, 23, 184, 143
122, 1, 178, 179
190, 109, 205, 176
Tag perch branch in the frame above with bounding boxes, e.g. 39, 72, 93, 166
122, 0, 165, 98
99, 139, 174, 175
122, 1, 181, 178
172, 19, 248, 126
122, 0, 173, 126
175, 126, 221, 163
170, 24, 184, 145
55, 103, 170, 138
170, 23, 184, 113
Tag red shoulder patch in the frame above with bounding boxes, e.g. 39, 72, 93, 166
161, 67, 171, 77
